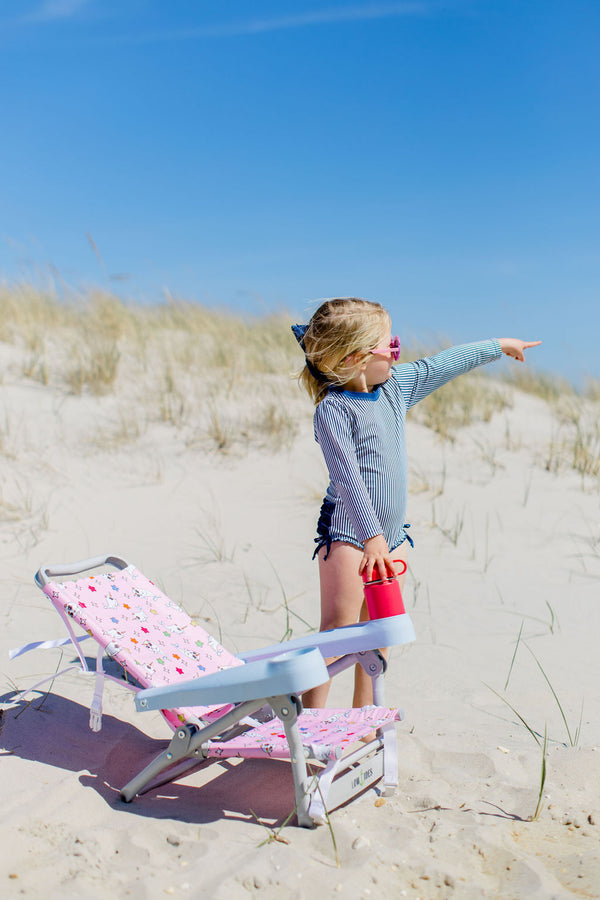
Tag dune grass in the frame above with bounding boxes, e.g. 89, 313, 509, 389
530, 725, 548, 822
540, 396, 600, 483
491, 628, 583, 750
0, 283, 304, 455
502, 367, 574, 405
409, 373, 512, 441
1, 283, 597, 475
0, 286, 511, 442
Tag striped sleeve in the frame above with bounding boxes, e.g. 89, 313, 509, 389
314, 401, 383, 542
394, 339, 503, 409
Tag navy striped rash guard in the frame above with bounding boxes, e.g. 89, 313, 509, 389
314, 339, 503, 552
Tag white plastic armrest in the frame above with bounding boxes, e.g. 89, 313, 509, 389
237, 614, 415, 664
135, 647, 328, 713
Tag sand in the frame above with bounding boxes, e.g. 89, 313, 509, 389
1, 354, 599, 900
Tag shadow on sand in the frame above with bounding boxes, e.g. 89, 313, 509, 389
0, 690, 298, 827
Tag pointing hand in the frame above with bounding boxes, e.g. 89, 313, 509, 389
498, 339, 542, 362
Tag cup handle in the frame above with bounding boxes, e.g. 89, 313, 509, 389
392, 559, 408, 576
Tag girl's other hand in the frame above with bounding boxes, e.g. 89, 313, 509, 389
360, 534, 396, 581
498, 338, 542, 362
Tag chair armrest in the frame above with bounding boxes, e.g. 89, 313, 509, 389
135, 647, 328, 713
237, 614, 415, 664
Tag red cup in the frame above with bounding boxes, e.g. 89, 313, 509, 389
362, 559, 407, 619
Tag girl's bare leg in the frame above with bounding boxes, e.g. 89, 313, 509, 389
303, 541, 410, 708
302, 542, 364, 709
352, 542, 409, 707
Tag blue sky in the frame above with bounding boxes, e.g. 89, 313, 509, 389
1, 1, 598, 382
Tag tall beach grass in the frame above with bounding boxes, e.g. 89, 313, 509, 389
0, 283, 303, 455
1, 283, 597, 475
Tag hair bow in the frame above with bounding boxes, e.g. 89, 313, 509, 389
290, 323, 328, 383
291, 324, 308, 348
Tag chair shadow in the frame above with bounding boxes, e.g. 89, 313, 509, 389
0, 690, 298, 827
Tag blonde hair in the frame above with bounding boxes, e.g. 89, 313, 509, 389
297, 298, 390, 405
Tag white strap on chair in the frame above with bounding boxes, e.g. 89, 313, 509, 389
0, 665, 82, 711
89, 645, 105, 733
307, 755, 342, 824
3, 634, 92, 712
9, 634, 90, 660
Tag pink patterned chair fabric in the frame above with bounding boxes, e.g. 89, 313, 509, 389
207, 706, 399, 759
44, 565, 399, 759
43, 565, 241, 729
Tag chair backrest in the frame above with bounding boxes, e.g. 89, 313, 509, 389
43, 564, 243, 728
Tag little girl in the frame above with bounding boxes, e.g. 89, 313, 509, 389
292, 297, 540, 708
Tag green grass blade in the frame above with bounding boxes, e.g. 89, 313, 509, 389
504, 620, 524, 691
484, 683, 541, 747
530, 724, 548, 821
574, 699, 584, 746
523, 643, 573, 746
545, 600, 556, 634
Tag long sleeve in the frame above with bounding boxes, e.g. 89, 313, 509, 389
394, 339, 502, 409
314, 401, 383, 542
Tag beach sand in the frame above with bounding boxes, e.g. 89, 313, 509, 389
1, 340, 599, 899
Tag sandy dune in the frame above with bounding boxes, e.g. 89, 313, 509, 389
1, 342, 599, 899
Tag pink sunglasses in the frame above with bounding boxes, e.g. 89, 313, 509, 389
370, 335, 401, 362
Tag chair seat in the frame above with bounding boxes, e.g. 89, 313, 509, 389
207, 706, 400, 760
27, 554, 414, 826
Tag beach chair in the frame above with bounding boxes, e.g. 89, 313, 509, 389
8, 554, 415, 827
